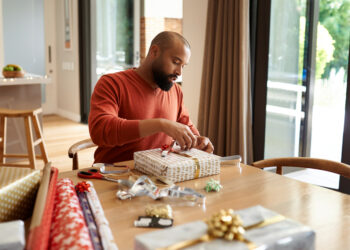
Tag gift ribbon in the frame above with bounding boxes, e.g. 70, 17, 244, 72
173, 151, 200, 179
157, 209, 285, 250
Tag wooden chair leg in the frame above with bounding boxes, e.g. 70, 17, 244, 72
276, 165, 283, 175
31, 113, 49, 164
0, 116, 6, 166
73, 154, 78, 170
24, 116, 36, 169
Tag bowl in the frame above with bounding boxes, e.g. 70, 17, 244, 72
2, 70, 25, 78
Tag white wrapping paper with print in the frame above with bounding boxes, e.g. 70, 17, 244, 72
134, 148, 220, 183
85, 181, 118, 250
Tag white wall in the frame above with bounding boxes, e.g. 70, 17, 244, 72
55, 0, 80, 122
144, 0, 182, 18
2, 0, 45, 75
182, 0, 208, 127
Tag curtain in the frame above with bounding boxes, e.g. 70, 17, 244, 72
198, 0, 253, 164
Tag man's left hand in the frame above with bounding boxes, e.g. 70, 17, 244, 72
194, 136, 214, 153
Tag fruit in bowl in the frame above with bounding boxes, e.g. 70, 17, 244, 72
2, 64, 25, 78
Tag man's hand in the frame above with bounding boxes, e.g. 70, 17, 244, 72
194, 136, 214, 153
161, 120, 197, 150
139, 118, 196, 150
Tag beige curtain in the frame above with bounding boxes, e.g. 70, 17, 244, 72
198, 0, 253, 164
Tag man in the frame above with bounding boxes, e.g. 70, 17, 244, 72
89, 31, 214, 163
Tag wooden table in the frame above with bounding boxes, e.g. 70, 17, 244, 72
59, 162, 350, 250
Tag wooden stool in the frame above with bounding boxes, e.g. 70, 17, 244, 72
0, 108, 49, 169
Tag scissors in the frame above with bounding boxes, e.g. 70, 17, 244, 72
78, 169, 132, 187
92, 163, 130, 174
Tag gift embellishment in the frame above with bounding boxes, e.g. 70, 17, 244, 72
161, 140, 176, 157
160, 209, 286, 250
76, 181, 91, 193
205, 209, 245, 241
116, 175, 206, 204
145, 204, 173, 219
204, 178, 223, 192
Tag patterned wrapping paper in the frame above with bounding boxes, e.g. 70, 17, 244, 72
134, 148, 221, 183
0, 167, 41, 222
27, 166, 59, 250
135, 206, 316, 250
76, 190, 103, 250
49, 178, 93, 250
85, 181, 119, 250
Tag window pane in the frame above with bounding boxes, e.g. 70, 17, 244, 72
96, 0, 134, 76
264, 0, 307, 158
310, 0, 350, 161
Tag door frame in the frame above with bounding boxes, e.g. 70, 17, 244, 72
340, 46, 350, 194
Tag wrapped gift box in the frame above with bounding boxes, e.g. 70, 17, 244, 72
134, 148, 220, 183
134, 205, 315, 250
0, 220, 25, 250
0, 167, 41, 222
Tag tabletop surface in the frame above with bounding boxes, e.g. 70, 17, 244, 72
59, 161, 350, 250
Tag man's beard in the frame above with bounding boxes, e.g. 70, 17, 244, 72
151, 61, 177, 91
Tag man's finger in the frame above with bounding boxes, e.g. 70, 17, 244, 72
205, 141, 214, 153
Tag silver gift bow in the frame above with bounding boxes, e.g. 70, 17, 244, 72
116, 175, 205, 204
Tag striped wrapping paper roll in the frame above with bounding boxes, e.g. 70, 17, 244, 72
49, 178, 93, 250
86, 181, 118, 250
76, 189, 103, 250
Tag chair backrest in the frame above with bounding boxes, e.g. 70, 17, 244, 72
252, 157, 350, 179
68, 138, 96, 170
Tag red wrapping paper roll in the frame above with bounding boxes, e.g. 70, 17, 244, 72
49, 178, 93, 250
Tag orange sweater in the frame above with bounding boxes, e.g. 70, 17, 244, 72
88, 69, 199, 163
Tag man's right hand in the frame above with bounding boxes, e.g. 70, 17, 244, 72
139, 118, 197, 150
161, 120, 197, 150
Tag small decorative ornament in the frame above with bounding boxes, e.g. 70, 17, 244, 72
205, 209, 245, 241
204, 178, 222, 192
75, 181, 91, 193
145, 204, 173, 219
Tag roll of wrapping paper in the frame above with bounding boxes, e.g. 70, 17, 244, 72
85, 181, 119, 250
49, 178, 93, 250
27, 163, 58, 250
76, 189, 103, 250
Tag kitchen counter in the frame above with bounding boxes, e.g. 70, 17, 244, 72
0, 73, 51, 86
0, 73, 51, 161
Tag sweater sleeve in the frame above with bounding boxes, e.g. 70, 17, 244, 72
88, 75, 140, 147
176, 86, 200, 136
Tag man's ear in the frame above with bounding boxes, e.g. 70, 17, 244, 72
149, 45, 160, 58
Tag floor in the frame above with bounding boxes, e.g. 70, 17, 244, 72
39, 115, 95, 172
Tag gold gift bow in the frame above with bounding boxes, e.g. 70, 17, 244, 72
173, 151, 200, 179
157, 209, 285, 250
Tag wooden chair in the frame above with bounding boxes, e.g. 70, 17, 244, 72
68, 138, 96, 170
252, 157, 350, 179
0, 107, 49, 169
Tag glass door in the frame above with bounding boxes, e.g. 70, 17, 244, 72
253, 0, 350, 189
310, 0, 350, 161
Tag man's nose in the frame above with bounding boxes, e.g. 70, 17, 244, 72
175, 65, 182, 76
